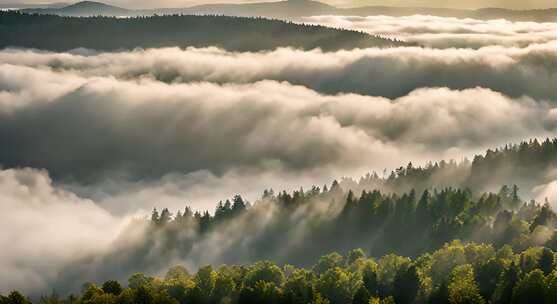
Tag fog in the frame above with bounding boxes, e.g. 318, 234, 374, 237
0, 168, 138, 293
5, 42, 557, 100
0, 61, 553, 184
2, 13, 557, 297
302, 15, 557, 48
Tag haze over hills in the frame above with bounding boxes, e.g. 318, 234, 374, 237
19, 0, 557, 22
19, 1, 132, 16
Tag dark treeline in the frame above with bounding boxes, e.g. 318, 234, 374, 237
3, 241, 557, 304
143, 182, 556, 264
0, 12, 406, 52
345, 138, 557, 195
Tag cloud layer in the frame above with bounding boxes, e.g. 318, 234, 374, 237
0, 168, 135, 293
4, 44, 557, 101
302, 15, 557, 48
0, 59, 554, 185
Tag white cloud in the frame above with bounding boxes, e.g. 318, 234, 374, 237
4, 44, 557, 101
0, 168, 136, 293
301, 15, 557, 48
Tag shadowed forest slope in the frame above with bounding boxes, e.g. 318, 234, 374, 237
0, 12, 406, 51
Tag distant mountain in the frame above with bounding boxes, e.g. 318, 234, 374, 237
22, 1, 132, 16
163, 0, 337, 18
0, 11, 406, 52
472, 7, 557, 22
340, 6, 557, 22
0, 2, 68, 9
19, 0, 557, 22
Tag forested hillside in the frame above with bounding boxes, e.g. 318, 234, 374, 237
4, 139, 553, 301
3, 237, 557, 303
347, 138, 557, 195
0, 12, 405, 51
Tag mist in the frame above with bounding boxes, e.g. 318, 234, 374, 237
301, 15, 557, 49
1, 59, 554, 183
5, 42, 557, 100
0, 168, 137, 294
3, 11, 557, 300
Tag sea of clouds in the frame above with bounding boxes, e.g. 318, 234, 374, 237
3, 15, 557, 295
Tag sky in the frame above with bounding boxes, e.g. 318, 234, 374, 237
5, 0, 557, 9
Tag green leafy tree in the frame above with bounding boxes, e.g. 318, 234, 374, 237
133, 286, 154, 304
282, 269, 314, 304
538, 247, 554, 275
316, 267, 359, 304
102, 280, 123, 296
546, 269, 557, 303
511, 269, 546, 304
211, 271, 236, 304
447, 264, 485, 304
244, 261, 284, 287
393, 265, 420, 304
238, 281, 281, 304
194, 265, 217, 301
4, 292, 31, 304
128, 273, 150, 289
313, 253, 344, 276
347, 249, 366, 265
362, 263, 379, 297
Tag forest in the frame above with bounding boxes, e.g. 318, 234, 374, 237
3, 139, 557, 303
2, 238, 556, 304
0, 12, 405, 52
346, 138, 557, 196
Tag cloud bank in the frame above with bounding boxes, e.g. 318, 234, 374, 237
0, 168, 136, 294
3, 44, 557, 101
302, 15, 557, 48
0, 60, 554, 184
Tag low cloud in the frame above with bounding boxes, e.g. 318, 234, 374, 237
301, 15, 557, 48
0, 166, 341, 296
0, 62, 553, 185
0, 168, 136, 294
3, 45, 557, 101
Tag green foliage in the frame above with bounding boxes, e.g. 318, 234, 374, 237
313, 253, 344, 276
283, 269, 314, 304
6, 243, 557, 304
511, 269, 546, 304
238, 281, 282, 304
1, 292, 31, 304
194, 265, 216, 300
244, 261, 284, 287
128, 273, 151, 290
165, 265, 190, 282
316, 267, 360, 304
8, 139, 557, 304
447, 265, 485, 304
101, 281, 122, 296
393, 265, 420, 304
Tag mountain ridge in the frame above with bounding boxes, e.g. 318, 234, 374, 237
19, 0, 557, 22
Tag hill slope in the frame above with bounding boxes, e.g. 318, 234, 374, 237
0, 12, 405, 52
22, 1, 132, 16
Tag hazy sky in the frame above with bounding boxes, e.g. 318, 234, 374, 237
6, 0, 557, 9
